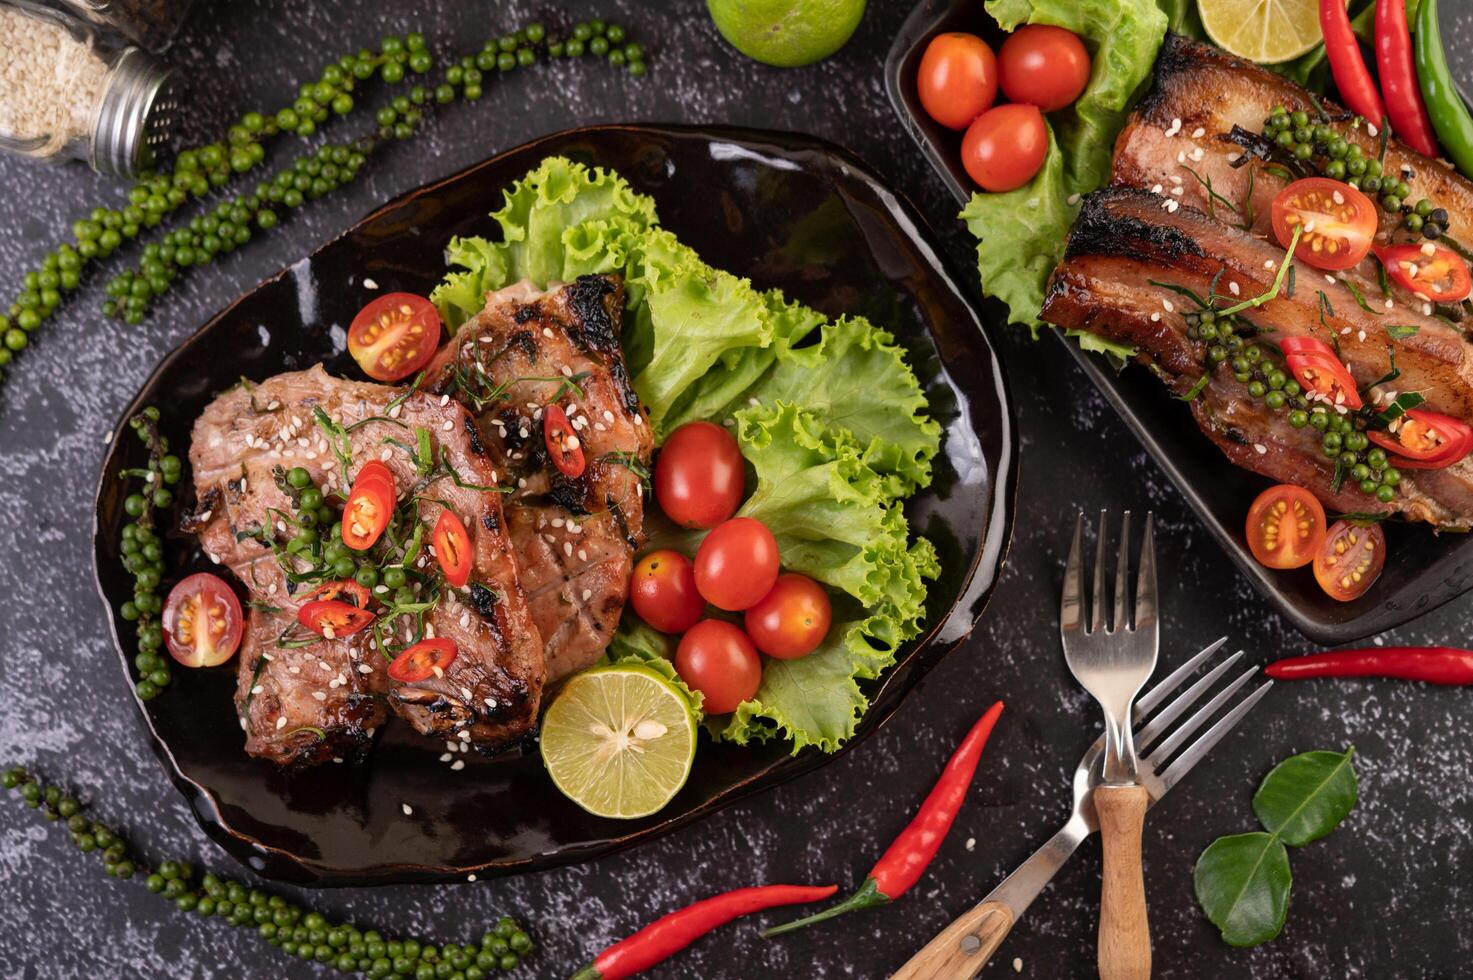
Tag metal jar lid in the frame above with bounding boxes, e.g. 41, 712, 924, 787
90, 45, 178, 177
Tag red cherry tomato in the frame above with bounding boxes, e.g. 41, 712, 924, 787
674, 620, 763, 714
432, 509, 473, 587
543, 403, 586, 479
961, 103, 1048, 192
654, 421, 746, 529
1374, 243, 1472, 303
1278, 337, 1363, 410
1269, 178, 1376, 271
744, 573, 833, 659
630, 549, 706, 634
161, 573, 244, 668
1366, 409, 1473, 469
298, 599, 375, 638
387, 638, 458, 683
916, 32, 998, 130
998, 25, 1091, 112
300, 578, 373, 608
1244, 484, 1327, 570
694, 517, 780, 611
343, 461, 396, 551
1313, 520, 1386, 602
347, 292, 442, 382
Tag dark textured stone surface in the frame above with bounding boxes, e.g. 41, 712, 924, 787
1, 2, 1470, 977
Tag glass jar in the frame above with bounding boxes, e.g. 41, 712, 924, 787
0, 0, 179, 177
41, 0, 194, 52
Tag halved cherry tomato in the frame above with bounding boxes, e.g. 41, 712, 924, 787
387, 638, 458, 683
1244, 484, 1327, 570
1279, 337, 1363, 410
630, 549, 705, 634
298, 599, 375, 638
1313, 520, 1386, 602
343, 461, 396, 551
1270, 178, 1376, 271
1367, 409, 1473, 469
162, 573, 244, 668
745, 573, 832, 659
961, 103, 1048, 193
432, 509, 472, 587
543, 403, 585, 479
694, 517, 780, 611
300, 578, 372, 608
1374, 244, 1472, 303
917, 33, 997, 130
998, 25, 1091, 113
674, 620, 762, 714
347, 292, 442, 382
654, 421, 745, 530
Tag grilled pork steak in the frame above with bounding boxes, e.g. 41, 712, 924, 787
428, 275, 652, 683
189, 365, 544, 765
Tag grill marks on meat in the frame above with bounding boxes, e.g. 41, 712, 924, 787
428, 276, 652, 683
189, 365, 544, 766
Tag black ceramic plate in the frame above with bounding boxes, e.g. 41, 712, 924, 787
886, 0, 1473, 644
92, 124, 1017, 885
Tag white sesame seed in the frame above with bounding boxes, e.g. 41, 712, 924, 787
442, 420, 454, 431
451, 760, 465, 771
1150, 312, 1161, 322
439, 752, 452, 762
276, 716, 287, 730
402, 803, 413, 816
312, 691, 326, 701
1191, 126, 1205, 138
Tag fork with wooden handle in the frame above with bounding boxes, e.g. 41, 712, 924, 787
892, 633, 1272, 980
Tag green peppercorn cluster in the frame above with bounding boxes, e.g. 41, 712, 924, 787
1186, 311, 1404, 503
4, 765, 537, 977
0, 18, 647, 378
118, 407, 183, 700
1260, 106, 1449, 241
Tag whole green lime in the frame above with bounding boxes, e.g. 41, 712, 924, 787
707, 0, 866, 68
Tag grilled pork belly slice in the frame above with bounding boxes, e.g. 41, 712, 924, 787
427, 275, 652, 683
1042, 190, 1473, 529
1044, 188, 1473, 424
1113, 33, 1473, 309
189, 365, 544, 765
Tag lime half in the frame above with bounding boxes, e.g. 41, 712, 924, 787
707, 0, 866, 68
1199, 0, 1321, 65
540, 665, 697, 819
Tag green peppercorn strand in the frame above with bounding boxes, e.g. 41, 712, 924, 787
119, 407, 181, 700
101, 20, 647, 325
5, 765, 537, 977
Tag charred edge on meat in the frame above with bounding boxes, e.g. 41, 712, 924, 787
567, 274, 641, 414
607, 494, 639, 551
546, 477, 592, 516
506, 330, 540, 362
499, 408, 529, 451
1065, 190, 1208, 264
462, 414, 488, 458
469, 582, 500, 619
513, 304, 540, 325
480, 510, 500, 533
180, 487, 220, 533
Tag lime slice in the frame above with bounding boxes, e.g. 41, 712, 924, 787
707, 0, 866, 68
540, 665, 697, 819
1199, 0, 1322, 64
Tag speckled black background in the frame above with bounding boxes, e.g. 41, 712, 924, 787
2, 2, 1470, 978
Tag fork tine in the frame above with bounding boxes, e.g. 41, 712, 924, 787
1146, 665, 1260, 767
1135, 513, 1158, 634
1158, 679, 1275, 792
1135, 637, 1228, 714
1061, 513, 1085, 634
1136, 651, 1244, 753
1091, 510, 1108, 633
1113, 510, 1132, 632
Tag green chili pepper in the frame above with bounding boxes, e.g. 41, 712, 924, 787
1415, 0, 1473, 179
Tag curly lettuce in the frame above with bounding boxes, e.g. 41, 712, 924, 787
433, 156, 941, 754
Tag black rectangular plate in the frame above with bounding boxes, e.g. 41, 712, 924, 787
885, 0, 1473, 644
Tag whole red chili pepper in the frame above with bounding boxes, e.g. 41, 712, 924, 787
1320, 0, 1386, 126
1267, 646, 1473, 684
1375, 0, 1441, 157
568, 884, 837, 980
761, 700, 1005, 938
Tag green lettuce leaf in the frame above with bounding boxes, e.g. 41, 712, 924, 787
601, 617, 703, 715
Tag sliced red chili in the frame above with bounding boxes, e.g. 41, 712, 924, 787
387, 638, 458, 682
543, 403, 586, 479
1367, 408, 1473, 468
300, 579, 372, 608
1374, 243, 1472, 303
1280, 337, 1363, 410
343, 461, 396, 551
432, 509, 473, 588
298, 599, 375, 638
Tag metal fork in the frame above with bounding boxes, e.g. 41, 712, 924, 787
892, 647, 1273, 980
1062, 511, 1159, 980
